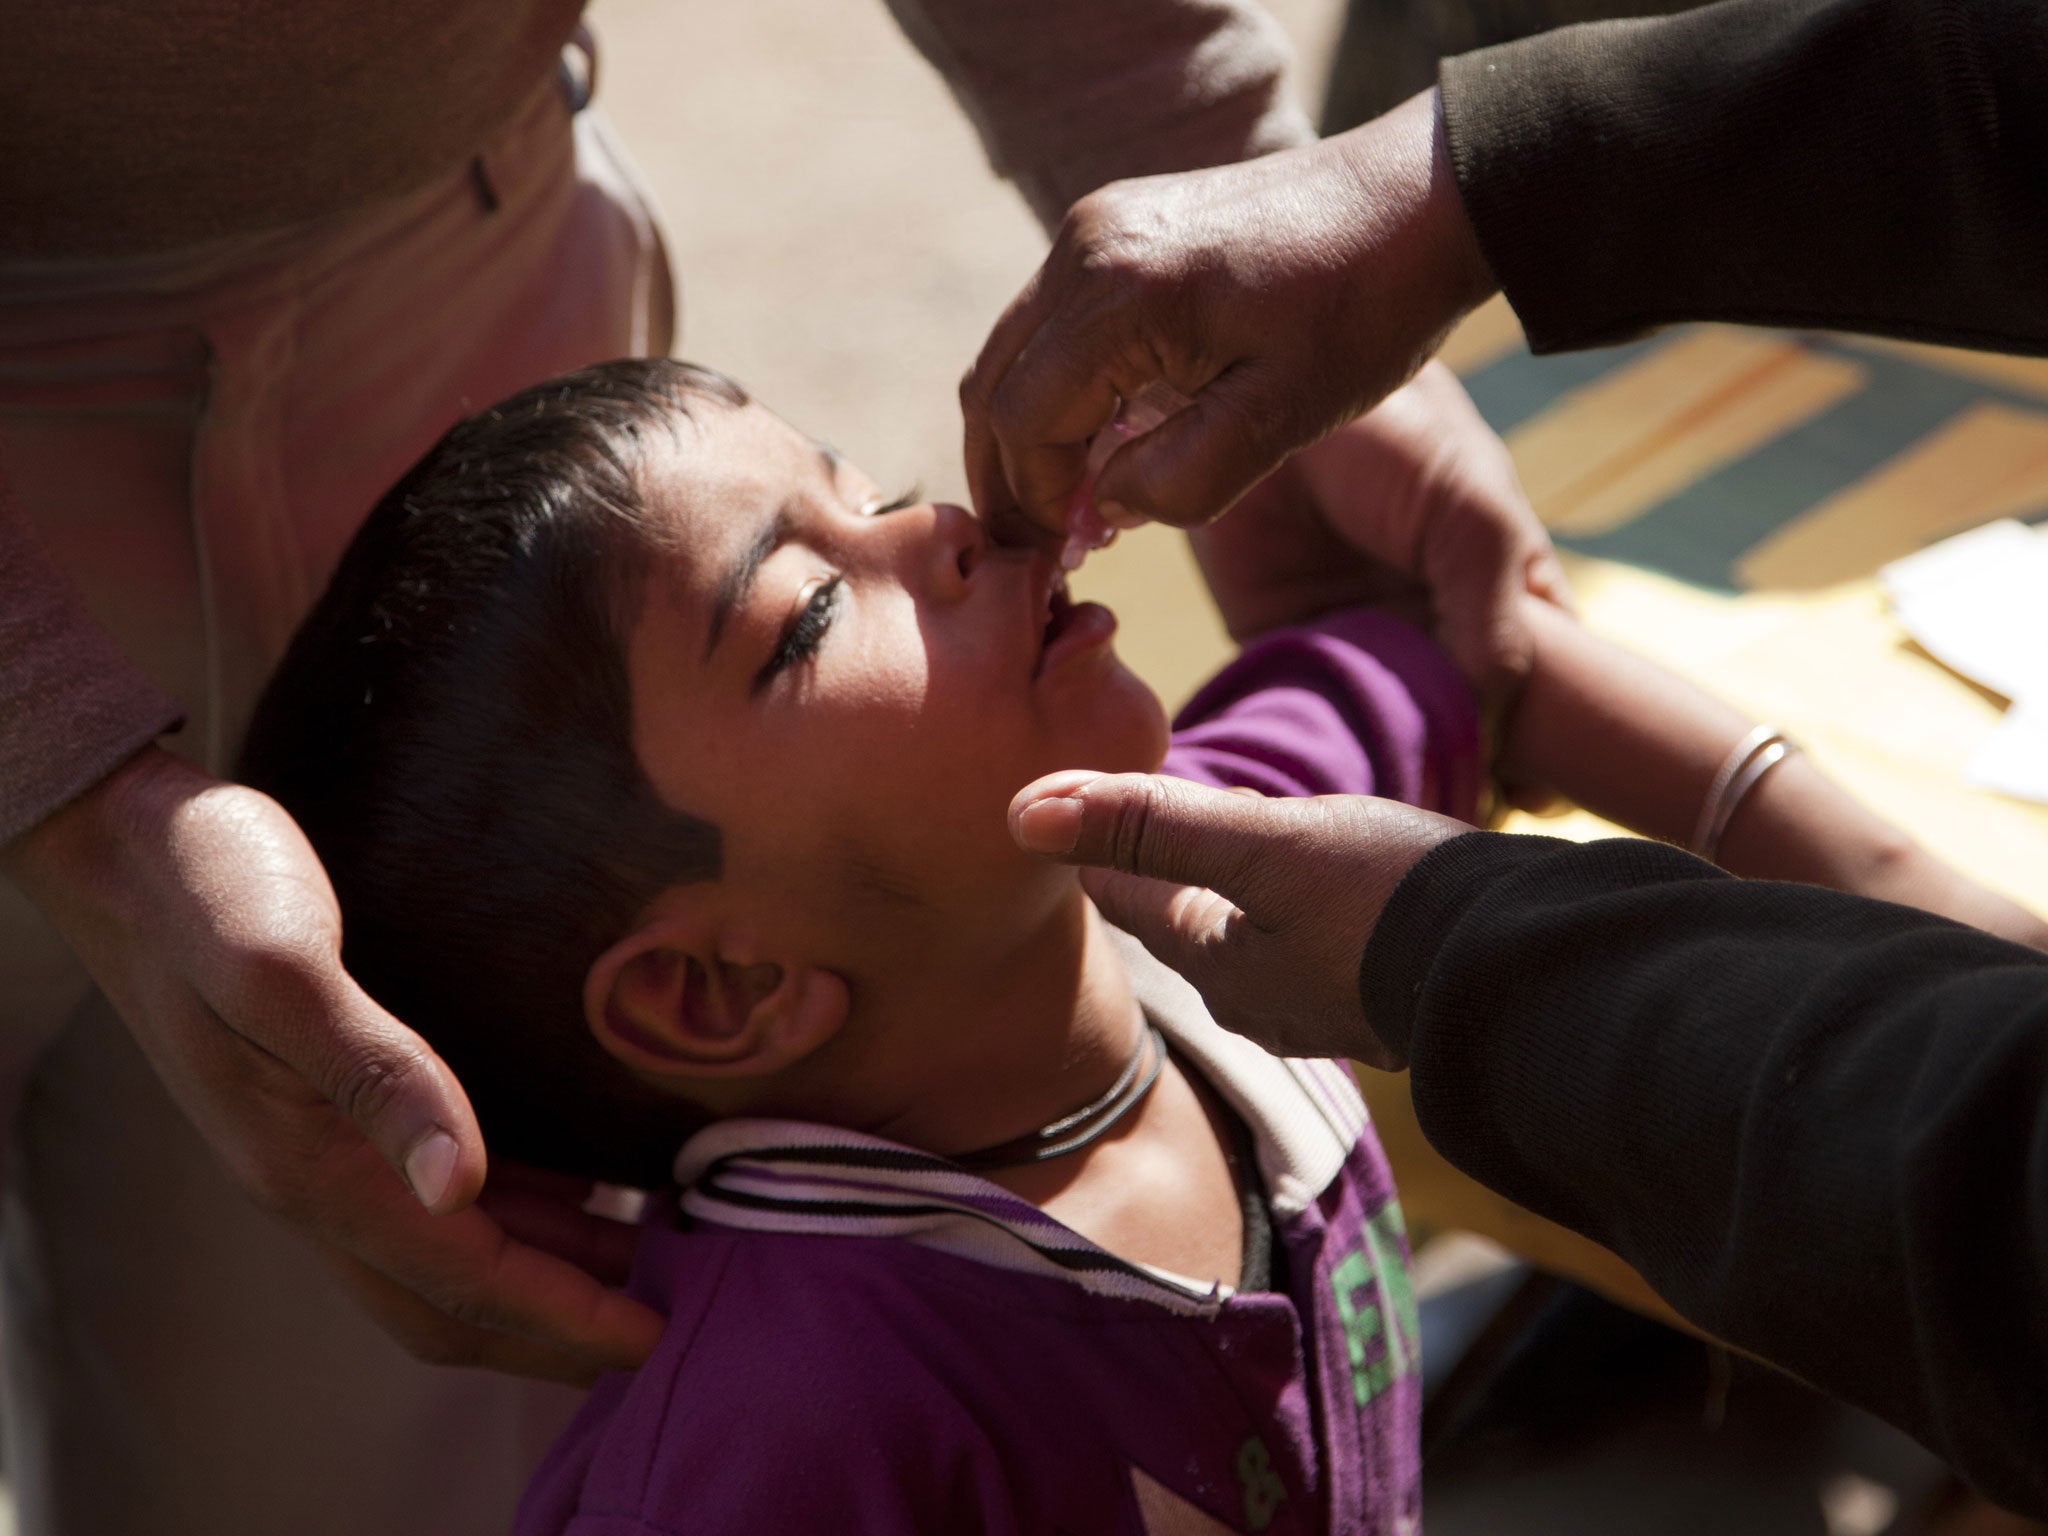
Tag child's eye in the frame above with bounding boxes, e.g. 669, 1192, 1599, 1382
753, 575, 842, 693
860, 487, 920, 517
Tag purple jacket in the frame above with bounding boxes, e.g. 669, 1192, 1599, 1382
519, 611, 1477, 1535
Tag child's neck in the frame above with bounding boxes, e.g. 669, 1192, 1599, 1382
854, 889, 1248, 1288
849, 886, 1138, 1151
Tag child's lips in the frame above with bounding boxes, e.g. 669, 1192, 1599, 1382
1028, 559, 1116, 679
1014, 548, 1118, 680
1035, 596, 1117, 679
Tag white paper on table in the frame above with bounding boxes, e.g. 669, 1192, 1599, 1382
1879, 519, 2048, 705
1879, 518, 2042, 606
1967, 698, 2048, 805
1880, 519, 2048, 804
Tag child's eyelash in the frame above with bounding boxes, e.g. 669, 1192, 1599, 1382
748, 487, 909, 692
754, 575, 843, 692
865, 487, 920, 516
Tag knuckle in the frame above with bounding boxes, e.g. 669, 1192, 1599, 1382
395, 1317, 488, 1369
1066, 192, 1153, 285
1298, 792, 1371, 849
215, 939, 323, 1023
986, 368, 1031, 436
1072, 234, 1131, 285
1458, 499, 1523, 559
1060, 188, 1117, 247
328, 1039, 433, 1130
406, 1240, 519, 1341
424, 1286, 502, 1340
1106, 781, 1166, 874
236, 1155, 309, 1220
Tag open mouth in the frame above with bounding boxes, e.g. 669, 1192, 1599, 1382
1029, 568, 1077, 679
1029, 562, 1114, 679
1040, 572, 1077, 652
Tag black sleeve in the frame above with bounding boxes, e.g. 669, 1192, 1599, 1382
1438, 0, 2048, 357
1358, 831, 2048, 1515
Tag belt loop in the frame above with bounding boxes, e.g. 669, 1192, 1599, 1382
559, 23, 597, 115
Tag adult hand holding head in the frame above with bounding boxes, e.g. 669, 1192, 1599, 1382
2, 746, 664, 1384
1008, 769, 1468, 1066
963, 87, 1496, 543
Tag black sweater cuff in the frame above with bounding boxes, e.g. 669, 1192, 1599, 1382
1359, 829, 1720, 1061
1439, 0, 2048, 356
1355, 827, 2048, 1513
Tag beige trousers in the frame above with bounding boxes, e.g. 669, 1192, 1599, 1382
0, 63, 673, 1536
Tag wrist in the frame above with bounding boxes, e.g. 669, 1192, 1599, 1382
1422, 87, 1499, 321
1712, 751, 1915, 892
2, 745, 197, 897
1329, 88, 1498, 371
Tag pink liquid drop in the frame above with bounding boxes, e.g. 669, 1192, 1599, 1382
1061, 381, 1192, 571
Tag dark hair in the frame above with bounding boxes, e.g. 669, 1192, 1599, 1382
240, 359, 749, 1187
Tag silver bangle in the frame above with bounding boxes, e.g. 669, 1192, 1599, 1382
1690, 725, 1798, 862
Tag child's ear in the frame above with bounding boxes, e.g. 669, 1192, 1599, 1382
583, 909, 849, 1083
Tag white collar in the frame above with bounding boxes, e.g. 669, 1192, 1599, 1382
670, 926, 1369, 1313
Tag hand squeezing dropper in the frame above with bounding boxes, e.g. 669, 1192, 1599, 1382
1059, 380, 1193, 572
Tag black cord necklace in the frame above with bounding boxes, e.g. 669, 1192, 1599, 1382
949, 1024, 1167, 1172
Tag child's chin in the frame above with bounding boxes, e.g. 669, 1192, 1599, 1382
1064, 671, 1171, 774
1128, 696, 1174, 775
1046, 726, 1168, 784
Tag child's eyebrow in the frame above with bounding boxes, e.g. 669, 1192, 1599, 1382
705, 507, 795, 660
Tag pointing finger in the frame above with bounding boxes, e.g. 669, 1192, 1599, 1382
1076, 866, 1243, 991
1009, 771, 1299, 930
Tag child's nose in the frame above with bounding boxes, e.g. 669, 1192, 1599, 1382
919, 502, 984, 599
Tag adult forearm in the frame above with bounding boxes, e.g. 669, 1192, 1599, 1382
1442, 0, 2048, 354
1361, 830, 2048, 1514
0, 490, 183, 848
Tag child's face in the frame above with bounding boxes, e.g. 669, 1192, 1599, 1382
624, 399, 1170, 968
